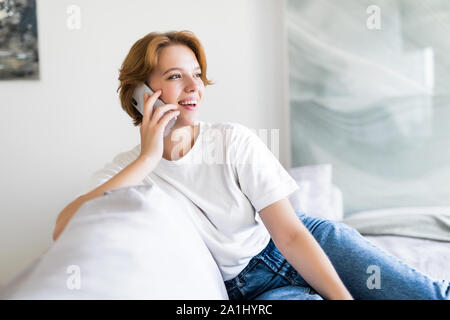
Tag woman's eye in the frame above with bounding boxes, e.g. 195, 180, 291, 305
167, 73, 202, 80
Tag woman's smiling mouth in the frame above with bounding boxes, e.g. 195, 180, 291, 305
178, 99, 198, 110
179, 104, 197, 111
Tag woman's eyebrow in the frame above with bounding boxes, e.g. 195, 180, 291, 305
161, 66, 201, 76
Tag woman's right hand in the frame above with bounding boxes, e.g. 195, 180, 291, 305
138, 90, 180, 162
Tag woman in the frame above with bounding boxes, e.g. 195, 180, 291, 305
53, 30, 449, 300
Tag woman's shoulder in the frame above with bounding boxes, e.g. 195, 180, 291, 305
109, 144, 141, 166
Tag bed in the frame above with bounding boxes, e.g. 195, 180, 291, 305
288, 165, 450, 282
342, 208, 450, 281
0, 165, 448, 299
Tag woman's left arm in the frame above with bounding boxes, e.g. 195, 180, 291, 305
259, 198, 353, 300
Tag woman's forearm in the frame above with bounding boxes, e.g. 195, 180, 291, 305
277, 224, 353, 300
52, 156, 159, 241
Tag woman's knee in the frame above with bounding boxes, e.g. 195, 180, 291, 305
304, 215, 361, 242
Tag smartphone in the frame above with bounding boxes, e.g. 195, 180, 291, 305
132, 83, 177, 137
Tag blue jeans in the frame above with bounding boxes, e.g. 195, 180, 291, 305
224, 210, 450, 300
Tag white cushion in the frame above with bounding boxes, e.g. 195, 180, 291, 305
0, 184, 229, 299
288, 164, 343, 221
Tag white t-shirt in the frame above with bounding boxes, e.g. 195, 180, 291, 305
79, 121, 299, 281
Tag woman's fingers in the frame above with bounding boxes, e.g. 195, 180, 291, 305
142, 90, 162, 125
150, 104, 179, 125
157, 110, 180, 131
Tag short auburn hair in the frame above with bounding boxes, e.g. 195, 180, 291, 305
117, 30, 214, 127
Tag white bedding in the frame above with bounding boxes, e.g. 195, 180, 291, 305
1, 161, 448, 299
287, 165, 450, 282
0, 184, 229, 300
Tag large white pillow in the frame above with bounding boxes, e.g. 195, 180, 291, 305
0, 184, 229, 299
288, 164, 343, 221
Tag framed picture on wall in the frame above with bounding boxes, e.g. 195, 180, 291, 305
0, 0, 39, 80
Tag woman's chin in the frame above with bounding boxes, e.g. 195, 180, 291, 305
174, 115, 198, 127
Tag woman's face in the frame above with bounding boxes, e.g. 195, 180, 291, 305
148, 44, 205, 127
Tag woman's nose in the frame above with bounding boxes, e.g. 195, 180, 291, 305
184, 76, 200, 92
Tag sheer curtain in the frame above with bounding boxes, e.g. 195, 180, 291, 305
287, 0, 450, 215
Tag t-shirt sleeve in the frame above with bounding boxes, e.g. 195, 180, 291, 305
231, 125, 299, 213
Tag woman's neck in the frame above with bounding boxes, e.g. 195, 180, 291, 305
162, 123, 200, 161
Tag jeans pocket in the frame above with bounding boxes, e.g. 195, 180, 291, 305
236, 258, 262, 287
224, 257, 262, 299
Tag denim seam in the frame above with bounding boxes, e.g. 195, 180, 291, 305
234, 258, 264, 300
224, 239, 274, 296
236, 257, 261, 284
259, 254, 297, 285
225, 256, 261, 292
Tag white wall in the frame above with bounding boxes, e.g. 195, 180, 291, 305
0, 0, 290, 286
